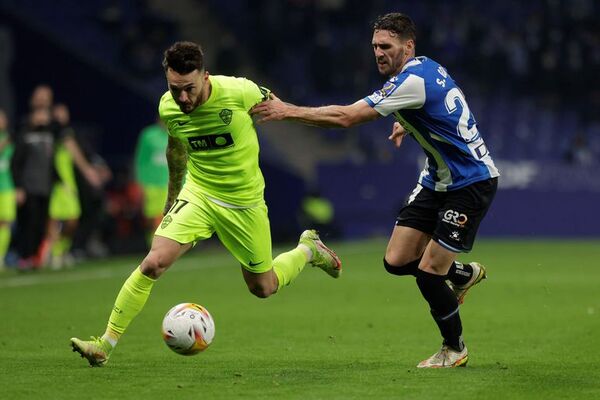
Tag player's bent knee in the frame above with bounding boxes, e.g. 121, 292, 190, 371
383, 257, 419, 277
140, 252, 173, 279
247, 283, 276, 299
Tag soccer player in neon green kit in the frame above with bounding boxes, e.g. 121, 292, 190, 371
70, 41, 342, 366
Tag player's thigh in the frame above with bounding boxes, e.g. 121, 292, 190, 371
213, 203, 273, 273
432, 178, 498, 253
388, 184, 440, 264
386, 225, 431, 265
154, 194, 215, 246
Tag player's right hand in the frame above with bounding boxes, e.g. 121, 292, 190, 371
250, 93, 288, 123
388, 122, 407, 148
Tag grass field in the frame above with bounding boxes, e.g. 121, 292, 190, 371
1, 238, 599, 399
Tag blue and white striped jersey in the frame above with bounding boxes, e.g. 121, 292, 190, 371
364, 56, 499, 191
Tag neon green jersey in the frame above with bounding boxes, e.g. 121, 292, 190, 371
134, 123, 169, 187
158, 75, 270, 206
0, 131, 14, 192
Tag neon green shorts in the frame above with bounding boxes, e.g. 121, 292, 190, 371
49, 183, 81, 220
142, 185, 168, 218
155, 186, 272, 273
0, 190, 16, 221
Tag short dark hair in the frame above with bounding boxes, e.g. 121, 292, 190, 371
373, 13, 417, 43
162, 41, 204, 74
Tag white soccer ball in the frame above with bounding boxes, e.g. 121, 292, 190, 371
161, 303, 215, 355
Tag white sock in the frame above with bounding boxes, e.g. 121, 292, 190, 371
297, 244, 313, 262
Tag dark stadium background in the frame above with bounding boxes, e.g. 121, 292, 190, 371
0, 0, 598, 252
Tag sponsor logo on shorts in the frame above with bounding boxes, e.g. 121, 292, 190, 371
443, 210, 468, 227
161, 215, 173, 229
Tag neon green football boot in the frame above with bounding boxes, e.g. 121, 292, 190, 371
70, 336, 113, 367
298, 230, 342, 278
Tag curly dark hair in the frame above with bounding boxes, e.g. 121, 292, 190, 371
372, 13, 417, 42
162, 41, 204, 74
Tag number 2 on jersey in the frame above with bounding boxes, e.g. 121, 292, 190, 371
444, 88, 489, 159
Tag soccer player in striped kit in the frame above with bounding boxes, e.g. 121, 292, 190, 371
252, 12, 499, 368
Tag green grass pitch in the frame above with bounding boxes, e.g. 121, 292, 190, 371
1, 238, 599, 399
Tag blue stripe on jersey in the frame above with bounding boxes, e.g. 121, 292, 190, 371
366, 57, 499, 191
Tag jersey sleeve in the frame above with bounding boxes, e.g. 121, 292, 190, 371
158, 92, 175, 136
242, 78, 271, 111
363, 73, 426, 117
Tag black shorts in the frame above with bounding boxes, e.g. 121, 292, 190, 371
395, 178, 498, 253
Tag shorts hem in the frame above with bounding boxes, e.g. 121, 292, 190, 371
434, 237, 468, 253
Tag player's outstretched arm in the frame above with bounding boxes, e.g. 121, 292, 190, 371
63, 135, 103, 188
164, 135, 187, 215
250, 94, 380, 129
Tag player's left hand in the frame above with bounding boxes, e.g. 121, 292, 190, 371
250, 93, 288, 123
388, 122, 407, 148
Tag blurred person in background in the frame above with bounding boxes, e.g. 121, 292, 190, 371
252, 13, 499, 368
40, 104, 85, 269
70, 41, 342, 367
12, 85, 102, 269
11, 104, 57, 269
134, 117, 168, 247
0, 109, 15, 271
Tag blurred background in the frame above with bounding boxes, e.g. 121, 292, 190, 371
0, 0, 598, 268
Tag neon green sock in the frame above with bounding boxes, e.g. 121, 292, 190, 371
0, 224, 10, 266
272, 247, 308, 290
104, 266, 156, 342
52, 237, 72, 257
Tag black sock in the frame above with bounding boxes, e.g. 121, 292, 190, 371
383, 257, 420, 277
446, 261, 473, 287
416, 269, 464, 351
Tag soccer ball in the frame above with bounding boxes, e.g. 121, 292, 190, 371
161, 303, 215, 355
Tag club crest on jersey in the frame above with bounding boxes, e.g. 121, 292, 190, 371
219, 109, 232, 125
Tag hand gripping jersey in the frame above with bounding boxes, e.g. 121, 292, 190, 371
159, 75, 270, 206
365, 57, 499, 191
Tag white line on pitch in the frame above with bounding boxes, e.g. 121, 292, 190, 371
0, 239, 384, 289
